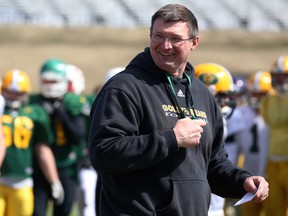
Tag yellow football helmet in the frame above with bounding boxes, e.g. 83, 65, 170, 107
2, 69, 31, 93
247, 71, 272, 93
195, 63, 235, 119
2, 69, 31, 109
247, 71, 273, 109
195, 63, 234, 95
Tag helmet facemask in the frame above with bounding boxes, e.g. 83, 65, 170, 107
247, 91, 267, 111
215, 92, 237, 119
40, 72, 68, 99
3, 90, 28, 109
271, 73, 288, 95
270, 55, 288, 95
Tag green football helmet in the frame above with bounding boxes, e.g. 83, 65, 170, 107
40, 59, 68, 98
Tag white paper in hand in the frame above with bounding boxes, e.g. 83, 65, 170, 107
234, 182, 263, 206
234, 192, 256, 206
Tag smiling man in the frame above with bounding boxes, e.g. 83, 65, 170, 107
88, 4, 269, 216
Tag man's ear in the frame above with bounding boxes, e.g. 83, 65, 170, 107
191, 36, 199, 50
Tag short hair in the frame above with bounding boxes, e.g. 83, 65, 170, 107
150, 4, 198, 38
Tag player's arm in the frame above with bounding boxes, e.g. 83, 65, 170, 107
35, 143, 64, 205
35, 143, 59, 183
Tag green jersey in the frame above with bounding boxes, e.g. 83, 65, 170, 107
1, 104, 53, 178
29, 93, 88, 169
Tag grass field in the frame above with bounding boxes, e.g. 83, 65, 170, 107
0, 25, 287, 94
46, 201, 79, 216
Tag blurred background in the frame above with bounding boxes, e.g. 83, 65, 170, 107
0, 0, 287, 93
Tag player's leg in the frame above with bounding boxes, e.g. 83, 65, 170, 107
79, 167, 97, 216
8, 186, 34, 216
53, 168, 76, 216
0, 185, 8, 215
33, 171, 51, 216
264, 161, 286, 216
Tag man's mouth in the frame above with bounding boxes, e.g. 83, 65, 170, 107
159, 51, 174, 57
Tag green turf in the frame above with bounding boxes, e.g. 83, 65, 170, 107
46, 201, 79, 216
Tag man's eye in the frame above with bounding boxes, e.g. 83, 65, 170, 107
155, 35, 163, 40
171, 38, 182, 43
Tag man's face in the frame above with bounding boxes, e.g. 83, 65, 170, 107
150, 19, 198, 76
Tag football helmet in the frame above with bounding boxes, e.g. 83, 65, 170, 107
1, 69, 31, 109
195, 63, 236, 119
247, 71, 272, 93
247, 71, 273, 109
195, 63, 234, 95
270, 55, 288, 94
40, 59, 68, 99
66, 64, 85, 95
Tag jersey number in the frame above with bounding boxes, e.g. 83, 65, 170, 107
2, 115, 33, 149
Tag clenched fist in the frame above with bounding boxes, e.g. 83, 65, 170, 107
173, 118, 206, 148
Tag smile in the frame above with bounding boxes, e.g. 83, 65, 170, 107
159, 51, 174, 56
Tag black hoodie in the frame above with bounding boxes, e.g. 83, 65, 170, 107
88, 48, 251, 216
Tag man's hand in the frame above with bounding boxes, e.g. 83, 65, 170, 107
51, 181, 65, 205
173, 118, 206, 148
243, 176, 269, 202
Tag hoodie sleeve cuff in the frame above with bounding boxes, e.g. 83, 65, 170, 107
160, 129, 179, 154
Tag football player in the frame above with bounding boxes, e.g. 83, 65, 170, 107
237, 70, 273, 216
195, 62, 237, 216
66, 63, 97, 216
30, 59, 87, 216
0, 69, 63, 215
261, 55, 288, 216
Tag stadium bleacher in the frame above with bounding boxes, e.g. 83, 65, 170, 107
0, 0, 287, 31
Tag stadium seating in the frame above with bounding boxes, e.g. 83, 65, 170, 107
0, 0, 25, 24
0, 0, 287, 31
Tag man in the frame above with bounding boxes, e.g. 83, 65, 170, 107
238, 70, 273, 216
88, 4, 269, 216
195, 62, 238, 216
0, 69, 63, 216
30, 59, 87, 216
261, 55, 288, 216
66, 63, 97, 216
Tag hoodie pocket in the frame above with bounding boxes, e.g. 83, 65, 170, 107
155, 179, 211, 216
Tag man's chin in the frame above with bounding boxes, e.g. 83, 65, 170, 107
158, 62, 174, 71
